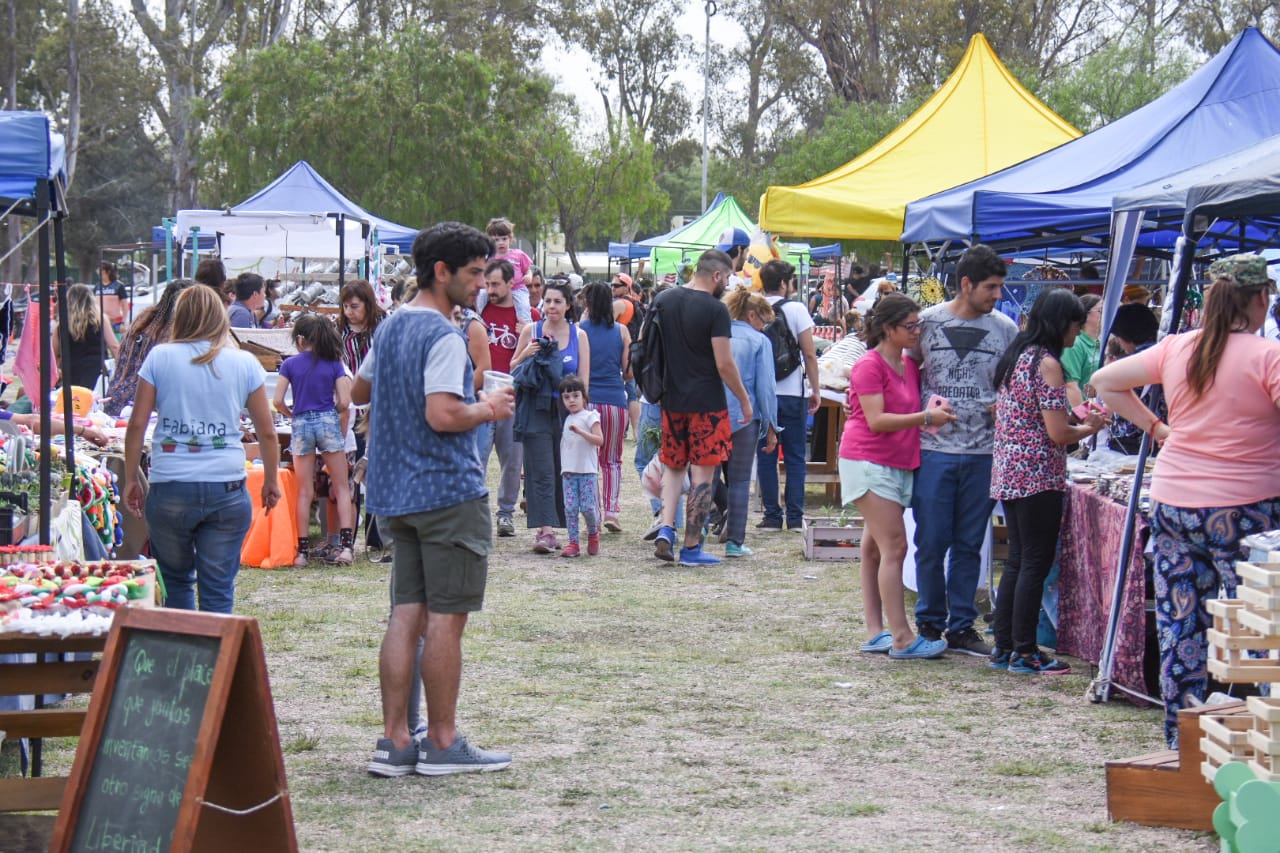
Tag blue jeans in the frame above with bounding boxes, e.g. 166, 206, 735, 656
146, 480, 253, 614
911, 450, 994, 635
635, 400, 682, 528
757, 395, 807, 527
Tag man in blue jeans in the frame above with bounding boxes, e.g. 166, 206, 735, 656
908, 245, 1017, 656
756, 259, 820, 530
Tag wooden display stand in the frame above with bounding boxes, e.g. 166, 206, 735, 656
1105, 702, 1247, 830
0, 633, 108, 849
50, 608, 297, 852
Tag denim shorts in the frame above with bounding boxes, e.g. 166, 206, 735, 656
291, 409, 344, 455
840, 458, 914, 508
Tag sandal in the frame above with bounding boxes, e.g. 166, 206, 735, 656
859, 630, 893, 654
888, 636, 947, 660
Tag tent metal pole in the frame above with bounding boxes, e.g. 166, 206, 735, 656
1088, 230, 1196, 705
55, 222, 76, 482
1090, 432, 1152, 703
36, 182, 52, 546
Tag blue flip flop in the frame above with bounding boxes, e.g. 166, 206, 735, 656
888, 636, 948, 660
859, 630, 893, 653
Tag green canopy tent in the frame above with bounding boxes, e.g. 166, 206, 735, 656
611, 193, 815, 279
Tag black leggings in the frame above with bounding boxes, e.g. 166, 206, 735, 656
993, 490, 1065, 655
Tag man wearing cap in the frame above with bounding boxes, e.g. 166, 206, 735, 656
716, 228, 751, 290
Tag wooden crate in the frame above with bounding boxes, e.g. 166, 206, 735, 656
1205, 598, 1280, 683
1245, 697, 1280, 783
1200, 708, 1256, 782
802, 517, 862, 561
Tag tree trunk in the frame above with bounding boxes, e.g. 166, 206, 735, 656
65, 0, 81, 191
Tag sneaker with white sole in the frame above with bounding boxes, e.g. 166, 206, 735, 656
367, 737, 420, 777
496, 515, 515, 537
415, 734, 511, 775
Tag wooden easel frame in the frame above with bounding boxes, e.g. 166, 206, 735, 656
50, 609, 297, 852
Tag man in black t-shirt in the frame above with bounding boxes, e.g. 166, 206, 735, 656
651, 250, 752, 567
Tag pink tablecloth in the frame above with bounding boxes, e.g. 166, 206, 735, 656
1057, 483, 1151, 704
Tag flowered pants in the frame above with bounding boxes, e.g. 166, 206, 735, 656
562, 472, 600, 544
1151, 497, 1280, 747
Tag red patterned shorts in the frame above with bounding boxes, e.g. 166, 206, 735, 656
660, 409, 732, 469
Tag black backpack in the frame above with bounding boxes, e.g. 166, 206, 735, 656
624, 296, 646, 340
763, 299, 803, 380
629, 298, 665, 403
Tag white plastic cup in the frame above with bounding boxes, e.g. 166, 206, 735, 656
482, 370, 514, 395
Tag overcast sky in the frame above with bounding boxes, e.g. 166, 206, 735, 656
540, 1, 745, 131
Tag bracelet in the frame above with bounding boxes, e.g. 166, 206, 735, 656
1147, 419, 1165, 438
923, 409, 933, 427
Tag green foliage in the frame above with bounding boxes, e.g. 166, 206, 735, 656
538, 120, 668, 270
19, 1, 167, 271
1036, 32, 1196, 131
202, 27, 560, 231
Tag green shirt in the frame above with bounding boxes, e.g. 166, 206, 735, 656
1060, 332, 1098, 388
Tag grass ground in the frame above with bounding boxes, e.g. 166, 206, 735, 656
6, 437, 1216, 851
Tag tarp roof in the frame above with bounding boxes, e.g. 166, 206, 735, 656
0, 111, 66, 204
232, 160, 419, 251
902, 28, 1280, 248
759, 34, 1079, 241
173, 209, 368, 259
1113, 132, 1280, 221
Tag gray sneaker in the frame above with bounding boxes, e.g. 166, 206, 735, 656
416, 734, 512, 776
496, 514, 515, 537
367, 737, 419, 777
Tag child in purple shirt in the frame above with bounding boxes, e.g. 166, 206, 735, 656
274, 314, 355, 565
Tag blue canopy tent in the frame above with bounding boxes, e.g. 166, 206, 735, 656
0, 111, 72, 546
901, 28, 1280, 256
232, 160, 418, 252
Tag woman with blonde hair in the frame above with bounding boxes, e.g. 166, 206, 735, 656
718, 289, 779, 556
123, 285, 281, 613
53, 283, 119, 390
1094, 253, 1280, 746
102, 279, 198, 416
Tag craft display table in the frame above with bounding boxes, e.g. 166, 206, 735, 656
1057, 482, 1152, 703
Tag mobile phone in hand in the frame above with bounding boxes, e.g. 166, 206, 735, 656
924, 394, 948, 435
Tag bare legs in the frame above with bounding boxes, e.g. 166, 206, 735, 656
854, 491, 914, 651
659, 463, 716, 547
380, 603, 469, 751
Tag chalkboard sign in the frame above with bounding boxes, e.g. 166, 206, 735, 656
68, 630, 219, 851
52, 609, 297, 852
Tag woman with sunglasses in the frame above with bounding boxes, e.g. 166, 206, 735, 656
839, 294, 955, 660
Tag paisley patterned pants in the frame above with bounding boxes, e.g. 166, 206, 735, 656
1150, 497, 1280, 747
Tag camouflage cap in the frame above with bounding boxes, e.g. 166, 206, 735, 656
1208, 253, 1271, 289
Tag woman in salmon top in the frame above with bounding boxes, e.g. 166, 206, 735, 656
1094, 253, 1280, 747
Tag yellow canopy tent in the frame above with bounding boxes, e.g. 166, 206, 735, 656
759, 34, 1081, 241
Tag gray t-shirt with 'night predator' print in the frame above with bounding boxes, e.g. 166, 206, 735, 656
910, 302, 1018, 455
